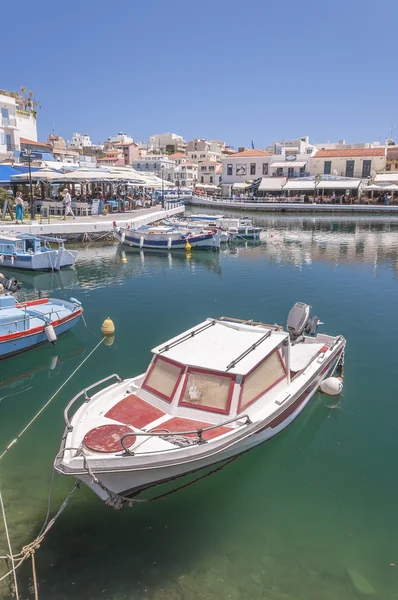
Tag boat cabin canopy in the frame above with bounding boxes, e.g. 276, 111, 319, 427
143, 319, 289, 416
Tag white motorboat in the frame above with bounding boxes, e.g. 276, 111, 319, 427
0, 234, 77, 271
165, 216, 262, 240
55, 303, 346, 506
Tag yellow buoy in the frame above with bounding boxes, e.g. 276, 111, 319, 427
185, 240, 192, 251
101, 317, 115, 336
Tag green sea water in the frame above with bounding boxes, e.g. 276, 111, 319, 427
1, 211, 398, 599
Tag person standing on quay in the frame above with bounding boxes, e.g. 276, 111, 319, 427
15, 192, 24, 224
62, 188, 75, 219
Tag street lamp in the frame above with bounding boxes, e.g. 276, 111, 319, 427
161, 165, 165, 208
25, 145, 35, 220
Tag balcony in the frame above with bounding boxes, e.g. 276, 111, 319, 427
1, 117, 17, 128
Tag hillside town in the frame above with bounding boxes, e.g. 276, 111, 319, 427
1, 87, 398, 203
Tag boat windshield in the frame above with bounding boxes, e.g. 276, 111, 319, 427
239, 350, 286, 411
179, 368, 234, 414
143, 356, 184, 402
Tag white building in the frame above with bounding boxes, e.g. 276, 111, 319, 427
108, 132, 133, 145
69, 132, 92, 149
315, 139, 382, 150
149, 133, 186, 154
132, 155, 176, 181
221, 149, 272, 191
0, 92, 38, 161
309, 148, 387, 178
168, 152, 188, 165
198, 161, 220, 185
187, 139, 222, 163
173, 162, 198, 187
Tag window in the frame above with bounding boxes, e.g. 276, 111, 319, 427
239, 351, 286, 411
136, 163, 140, 169
306, 148, 313, 154
362, 160, 371, 178
300, 166, 305, 174
262, 163, 268, 175
250, 163, 256, 175
209, 165, 214, 171
143, 356, 184, 402
201, 176, 204, 183
276, 167, 283, 176
201, 166, 206, 171
180, 368, 234, 414
324, 161, 331, 175
288, 167, 294, 177
154, 163, 157, 169
210, 176, 213, 183
227, 164, 233, 176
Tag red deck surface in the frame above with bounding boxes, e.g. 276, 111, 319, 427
151, 417, 231, 441
83, 424, 135, 453
105, 394, 165, 429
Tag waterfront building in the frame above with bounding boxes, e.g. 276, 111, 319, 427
132, 155, 176, 181
97, 149, 125, 166
108, 132, 134, 145
187, 139, 222, 163
309, 148, 386, 178
221, 149, 272, 195
385, 146, 398, 173
198, 160, 220, 186
173, 162, 198, 187
68, 133, 92, 149
149, 133, 186, 154
0, 91, 38, 161
315, 139, 382, 150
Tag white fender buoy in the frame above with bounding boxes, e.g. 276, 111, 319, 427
168, 237, 172, 249
121, 232, 126, 243
11, 256, 14, 265
320, 377, 343, 396
44, 323, 57, 345
140, 236, 144, 248
0, 256, 3, 264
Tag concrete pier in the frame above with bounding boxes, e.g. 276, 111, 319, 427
0, 204, 185, 240
187, 196, 398, 214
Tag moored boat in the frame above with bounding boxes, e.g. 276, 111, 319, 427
0, 276, 83, 359
114, 225, 222, 251
55, 302, 346, 505
165, 216, 262, 240
0, 233, 77, 271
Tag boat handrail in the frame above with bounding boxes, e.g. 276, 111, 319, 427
120, 413, 252, 456
218, 316, 283, 330
64, 373, 123, 430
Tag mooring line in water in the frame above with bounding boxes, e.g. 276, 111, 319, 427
0, 337, 105, 461
0, 489, 19, 597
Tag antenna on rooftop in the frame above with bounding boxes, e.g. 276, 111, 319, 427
389, 123, 395, 140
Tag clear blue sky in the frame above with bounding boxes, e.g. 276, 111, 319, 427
3, 0, 396, 148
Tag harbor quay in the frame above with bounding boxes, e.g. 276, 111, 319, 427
0, 204, 184, 240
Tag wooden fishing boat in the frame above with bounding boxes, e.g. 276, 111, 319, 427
114, 225, 222, 251
55, 303, 345, 506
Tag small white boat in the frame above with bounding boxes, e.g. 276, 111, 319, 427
55, 303, 346, 505
114, 225, 222, 251
166, 216, 262, 240
0, 234, 77, 271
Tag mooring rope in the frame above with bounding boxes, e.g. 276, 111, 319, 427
0, 489, 19, 597
0, 337, 105, 461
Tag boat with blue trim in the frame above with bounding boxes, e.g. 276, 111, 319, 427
0, 234, 77, 271
114, 225, 222, 251
0, 275, 83, 359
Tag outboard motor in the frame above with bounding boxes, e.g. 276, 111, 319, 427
287, 302, 322, 344
0, 275, 22, 293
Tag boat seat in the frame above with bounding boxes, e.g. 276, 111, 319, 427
83, 424, 135, 453
151, 417, 232, 441
105, 394, 165, 429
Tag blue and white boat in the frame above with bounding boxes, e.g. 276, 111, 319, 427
0, 284, 83, 359
114, 225, 222, 251
0, 234, 77, 271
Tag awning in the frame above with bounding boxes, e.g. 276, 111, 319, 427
316, 179, 361, 190
258, 177, 286, 191
374, 173, 398, 183
270, 161, 307, 168
283, 179, 315, 190
232, 182, 250, 189
0, 165, 21, 183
